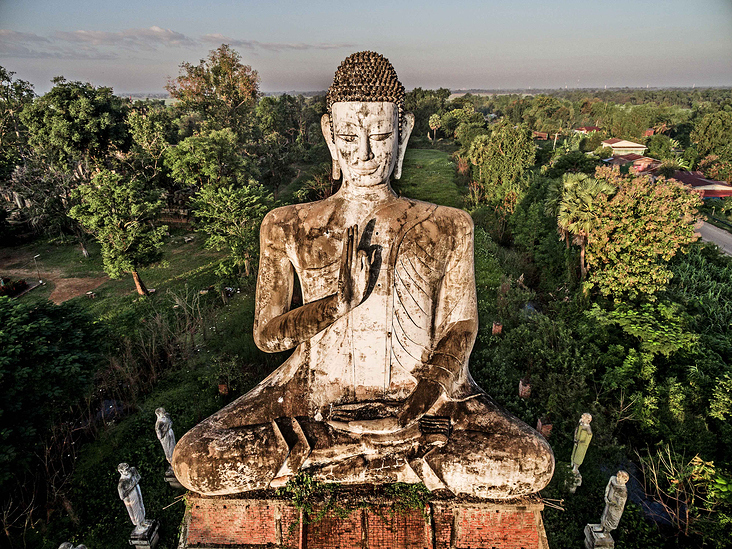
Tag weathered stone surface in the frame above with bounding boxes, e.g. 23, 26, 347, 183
155, 407, 176, 464
173, 51, 554, 499
571, 413, 593, 473
584, 524, 614, 549
600, 471, 629, 533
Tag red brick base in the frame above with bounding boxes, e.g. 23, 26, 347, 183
181, 494, 549, 549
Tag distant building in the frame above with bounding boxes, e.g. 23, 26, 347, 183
643, 128, 655, 137
630, 156, 663, 174
532, 131, 548, 140
670, 171, 732, 199
574, 126, 601, 134
601, 138, 647, 156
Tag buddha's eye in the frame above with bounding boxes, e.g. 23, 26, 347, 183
371, 132, 392, 142
337, 134, 357, 143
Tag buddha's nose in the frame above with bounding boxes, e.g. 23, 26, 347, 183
356, 131, 374, 162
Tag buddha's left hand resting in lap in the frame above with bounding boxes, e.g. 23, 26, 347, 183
172, 51, 554, 498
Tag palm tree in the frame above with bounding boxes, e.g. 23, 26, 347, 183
545, 173, 616, 278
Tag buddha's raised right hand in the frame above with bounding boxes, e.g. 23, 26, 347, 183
334, 225, 371, 315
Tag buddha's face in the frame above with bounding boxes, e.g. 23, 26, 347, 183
331, 101, 398, 187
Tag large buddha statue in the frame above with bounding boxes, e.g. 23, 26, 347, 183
172, 51, 554, 498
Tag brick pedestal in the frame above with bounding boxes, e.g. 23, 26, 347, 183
180, 493, 549, 549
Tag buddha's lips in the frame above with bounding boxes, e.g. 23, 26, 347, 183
352, 164, 379, 175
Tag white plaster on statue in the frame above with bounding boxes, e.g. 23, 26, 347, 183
117, 463, 149, 533
155, 408, 176, 464
172, 51, 554, 499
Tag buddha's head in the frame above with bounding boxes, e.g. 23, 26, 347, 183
118, 462, 131, 476
322, 51, 415, 187
580, 413, 592, 425
155, 407, 166, 418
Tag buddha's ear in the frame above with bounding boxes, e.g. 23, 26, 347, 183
321, 113, 340, 180
394, 112, 415, 180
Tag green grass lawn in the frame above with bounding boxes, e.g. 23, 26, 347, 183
393, 149, 464, 209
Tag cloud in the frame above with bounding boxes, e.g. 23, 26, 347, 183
0, 26, 195, 60
0, 29, 51, 43
201, 34, 354, 52
54, 26, 197, 50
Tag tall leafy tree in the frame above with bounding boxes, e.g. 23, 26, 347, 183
691, 111, 732, 162
0, 66, 35, 181
69, 170, 167, 295
165, 128, 257, 189
468, 121, 535, 209
545, 172, 615, 278
20, 77, 128, 171
428, 113, 441, 141
166, 44, 260, 139
191, 183, 273, 278
0, 296, 102, 491
586, 166, 702, 301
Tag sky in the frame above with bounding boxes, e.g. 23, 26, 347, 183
1, 0, 731, 95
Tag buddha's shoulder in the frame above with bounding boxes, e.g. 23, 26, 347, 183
397, 197, 473, 233
260, 199, 340, 239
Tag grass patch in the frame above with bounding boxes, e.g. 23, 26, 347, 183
394, 149, 463, 208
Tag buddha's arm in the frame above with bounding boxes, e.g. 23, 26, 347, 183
398, 210, 479, 426
254, 222, 369, 353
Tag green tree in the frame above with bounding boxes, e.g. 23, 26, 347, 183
5, 151, 91, 255
126, 101, 178, 186
191, 182, 273, 278
428, 113, 441, 141
586, 166, 702, 301
0, 296, 102, 491
646, 134, 674, 160
404, 87, 450, 136
0, 66, 35, 181
468, 121, 535, 208
20, 77, 129, 170
691, 111, 732, 162
69, 170, 167, 295
166, 44, 260, 139
165, 128, 257, 190
545, 172, 615, 278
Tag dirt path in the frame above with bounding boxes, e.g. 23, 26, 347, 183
1, 267, 108, 303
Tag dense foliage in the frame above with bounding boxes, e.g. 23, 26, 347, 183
1, 51, 731, 549
0, 297, 103, 490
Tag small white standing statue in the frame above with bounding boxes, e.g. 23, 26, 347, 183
568, 413, 593, 493
584, 470, 630, 549
155, 408, 176, 463
601, 471, 630, 533
155, 407, 183, 489
58, 544, 87, 549
118, 463, 159, 548
118, 463, 148, 532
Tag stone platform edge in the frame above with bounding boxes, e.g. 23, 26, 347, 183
178, 492, 550, 549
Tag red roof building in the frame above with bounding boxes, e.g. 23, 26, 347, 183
671, 171, 732, 198
574, 126, 601, 134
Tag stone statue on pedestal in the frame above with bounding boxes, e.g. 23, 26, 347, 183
568, 413, 592, 493
584, 470, 630, 549
155, 408, 175, 463
601, 471, 629, 533
155, 407, 183, 489
118, 463, 159, 548
172, 51, 554, 499
118, 463, 148, 532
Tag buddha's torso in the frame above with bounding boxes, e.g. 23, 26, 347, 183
278, 195, 455, 406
